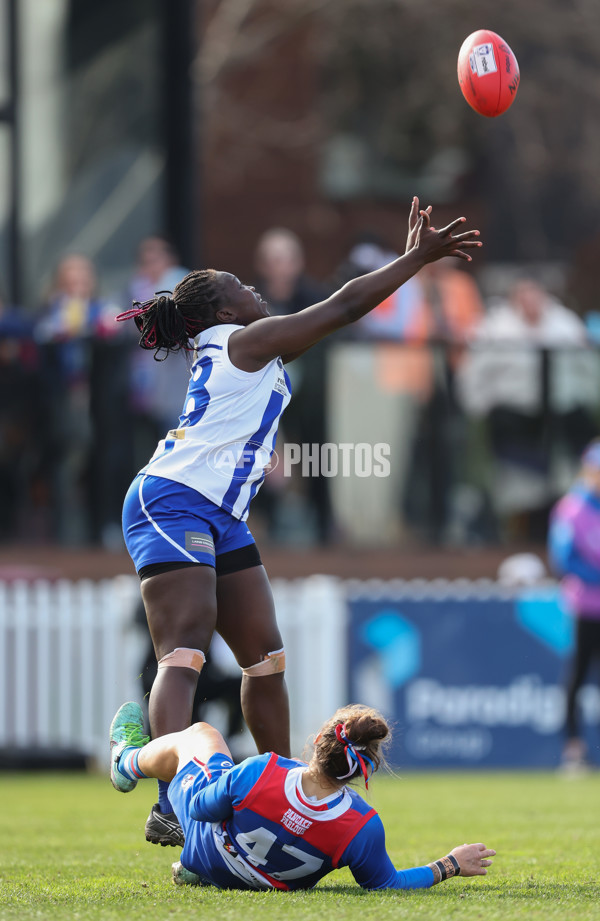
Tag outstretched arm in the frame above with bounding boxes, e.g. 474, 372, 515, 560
229, 203, 482, 371
344, 815, 495, 890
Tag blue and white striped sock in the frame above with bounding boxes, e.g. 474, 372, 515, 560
117, 746, 148, 782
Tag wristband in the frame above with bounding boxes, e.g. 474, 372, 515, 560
446, 853, 460, 876
433, 854, 461, 882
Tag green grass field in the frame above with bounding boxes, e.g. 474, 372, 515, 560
1, 770, 599, 921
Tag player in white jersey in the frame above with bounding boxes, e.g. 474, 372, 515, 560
116, 201, 482, 847
109, 700, 495, 889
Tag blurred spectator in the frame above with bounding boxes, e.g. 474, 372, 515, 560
327, 235, 426, 545
252, 228, 333, 543
0, 290, 42, 540
126, 236, 192, 467
129, 235, 188, 303
457, 278, 600, 540
339, 236, 423, 340
254, 228, 328, 316
36, 254, 125, 545
0, 294, 36, 341
548, 440, 600, 773
335, 236, 482, 349
402, 260, 484, 543
36, 254, 116, 342
409, 261, 484, 354
328, 239, 484, 546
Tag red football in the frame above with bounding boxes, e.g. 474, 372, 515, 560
457, 30, 520, 117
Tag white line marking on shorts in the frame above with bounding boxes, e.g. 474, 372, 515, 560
138, 475, 198, 563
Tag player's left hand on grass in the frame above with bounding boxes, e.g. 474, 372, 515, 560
450, 842, 496, 876
410, 207, 482, 264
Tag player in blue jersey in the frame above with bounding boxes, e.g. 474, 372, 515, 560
116, 201, 482, 846
110, 700, 495, 890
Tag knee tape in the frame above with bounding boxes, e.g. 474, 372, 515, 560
241, 647, 285, 678
157, 647, 205, 674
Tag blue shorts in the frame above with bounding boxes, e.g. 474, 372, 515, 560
122, 473, 256, 573
169, 753, 236, 885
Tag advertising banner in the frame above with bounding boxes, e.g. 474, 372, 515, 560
347, 584, 600, 768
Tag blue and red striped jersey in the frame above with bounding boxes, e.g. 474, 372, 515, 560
179, 753, 434, 891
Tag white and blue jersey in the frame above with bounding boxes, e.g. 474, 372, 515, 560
168, 752, 435, 892
142, 324, 292, 521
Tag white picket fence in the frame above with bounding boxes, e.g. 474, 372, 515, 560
272, 576, 348, 755
0, 575, 348, 767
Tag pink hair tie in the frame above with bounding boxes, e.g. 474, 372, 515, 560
115, 298, 155, 323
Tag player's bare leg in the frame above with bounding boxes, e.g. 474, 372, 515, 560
109, 706, 229, 888
216, 565, 290, 758
137, 722, 233, 781
140, 565, 218, 845
142, 566, 218, 736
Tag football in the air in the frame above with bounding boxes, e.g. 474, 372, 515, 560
457, 30, 520, 117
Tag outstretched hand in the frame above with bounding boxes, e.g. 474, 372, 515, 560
408, 202, 482, 264
406, 196, 432, 253
450, 842, 496, 877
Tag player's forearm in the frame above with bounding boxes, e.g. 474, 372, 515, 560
335, 250, 425, 323
388, 866, 436, 889
381, 854, 460, 889
189, 786, 233, 823
358, 861, 435, 890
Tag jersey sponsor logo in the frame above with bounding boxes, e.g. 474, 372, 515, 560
181, 772, 196, 791
185, 531, 216, 556
281, 808, 313, 836
274, 376, 288, 396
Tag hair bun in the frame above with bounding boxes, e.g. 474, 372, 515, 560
344, 711, 389, 748
117, 270, 223, 360
155, 291, 177, 312
313, 704, 390, 786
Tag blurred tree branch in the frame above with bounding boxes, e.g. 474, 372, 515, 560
196, 0, 600, 268
196, 0, 333, 89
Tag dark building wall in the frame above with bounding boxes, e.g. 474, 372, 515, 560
199, 14, 329, 279
195, 5, 482, 284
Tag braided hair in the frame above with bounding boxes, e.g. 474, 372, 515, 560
116, 269, 225, 360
